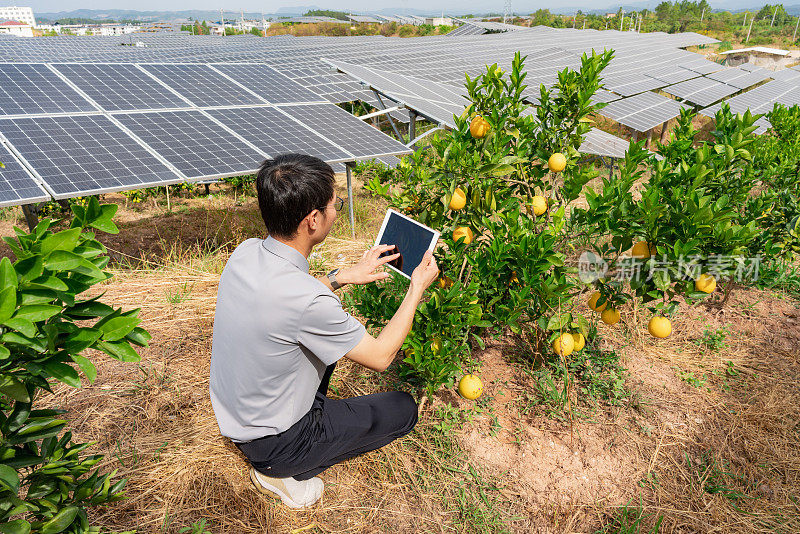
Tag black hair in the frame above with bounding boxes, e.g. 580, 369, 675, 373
255, 154, 335, 238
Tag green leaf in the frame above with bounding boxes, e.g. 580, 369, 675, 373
98, 316, 140, 342
0, 519, 31, 534
41, 505, 79, 534
28, 276, 69, 292
43, 362, 81, 388
546, 312, 571, 331
125, 327, 151, 347
0, 374, 29, 402
96, 340, 141, 363
14, 305, 61, 322
62, 328, 102, 353
0, 258, 17, 289
13, 256, 43, 284
70, 354, 97, 383
0, 464, 20, 494
40, 228, 80, 256
43, 250, 82, 271
89, 216, 118, 234
0, 286, 17, 323
2, 317, 36, 338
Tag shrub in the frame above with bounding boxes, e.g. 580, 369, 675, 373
573, 105, 760, 316
354, 50, 612, 393
0, 197, 150, 532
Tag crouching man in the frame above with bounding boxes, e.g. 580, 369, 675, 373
210, 154, 439, 509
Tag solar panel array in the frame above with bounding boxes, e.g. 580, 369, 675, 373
0, 56, 411, 203
328, 59, 635, 159
0, 26, 797, 208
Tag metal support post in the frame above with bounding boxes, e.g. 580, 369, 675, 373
373, 91, 404, 143
409, 111, 417, 143
21, 204, 38, 232
608, 158, 614, 181
659, 120, 670, 144
345, 163, 356, 239
794, 16, 799, 41
746, 16, 754, 43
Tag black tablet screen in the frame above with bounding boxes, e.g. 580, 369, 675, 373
377, 211, 434, 278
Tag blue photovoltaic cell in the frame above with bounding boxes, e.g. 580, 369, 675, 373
141, 64, 264, 107
280, 103, 411, 158
0, 115, 180, 198
0, 142, 49, 206
211, 64, 324, 104
205, 107, 351, 162
0, 63, 95, 116
114, 110, 265, 179
53, 63, 191, 111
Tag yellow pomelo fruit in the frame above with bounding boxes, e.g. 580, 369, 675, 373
631, 240, 655, 259
469, 116, 490, 139
548, 153, 566, 173
552, 332, 575, 357
458, 374, 483, 400
449, 188, 467, 210
601, 308, 621, 325
695, 273, 717, 294
453, 226, 474, 244
572, 332, 586, 351
588, 291, 607, 312
530, 195, 548, 216
648, 316, 672, 338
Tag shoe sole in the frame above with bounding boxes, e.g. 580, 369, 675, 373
249, 468, 316, 510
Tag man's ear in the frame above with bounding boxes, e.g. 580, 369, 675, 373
304, 209, 321, 232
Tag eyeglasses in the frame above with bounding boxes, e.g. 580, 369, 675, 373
317, 196, 344, 213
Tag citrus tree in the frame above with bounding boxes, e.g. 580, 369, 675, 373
745, 104, 800, 260
572, 105, 761, 335
351, 50, 613, 395
0, 197, 149, 533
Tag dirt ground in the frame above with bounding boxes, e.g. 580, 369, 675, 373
4, 185, 799, 533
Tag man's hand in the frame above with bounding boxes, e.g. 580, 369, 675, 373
409, 250, 439, 296
338, 245, 401, 286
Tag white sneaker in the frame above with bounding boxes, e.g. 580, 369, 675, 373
249, 467, 324, 509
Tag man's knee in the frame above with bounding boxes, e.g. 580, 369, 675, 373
386, 391, 417, 435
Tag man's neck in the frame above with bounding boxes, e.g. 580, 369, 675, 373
272, 235, 313, 259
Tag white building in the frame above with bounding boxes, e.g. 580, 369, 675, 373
0, 19, 32, 36
425, 16, 453, 26
0, 5, 34, 25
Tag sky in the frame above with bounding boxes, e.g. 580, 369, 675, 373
24, 0, 770, 15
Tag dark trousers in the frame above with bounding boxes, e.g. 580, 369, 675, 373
236, 362, 418, 481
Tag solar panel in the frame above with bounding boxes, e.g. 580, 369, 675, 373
141, 64, 264, 107
579, 128, 630, 159
210, 64, 325, 104
205, 107, 352, 163
771, 68, 800, 82
0, 142, 50, 206
0, 115, 180, 198
600, 91, 686, 132
593, 89, 622, 104
280, 103, 411, 159
52, 63, 191, 111
0, 63, 95, 116
663, 77, 738, 107
114, 110, 266, 179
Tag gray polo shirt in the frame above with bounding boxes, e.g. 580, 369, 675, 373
209, 236, 366, 442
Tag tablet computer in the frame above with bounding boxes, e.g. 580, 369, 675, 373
374, 209, 440, 279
